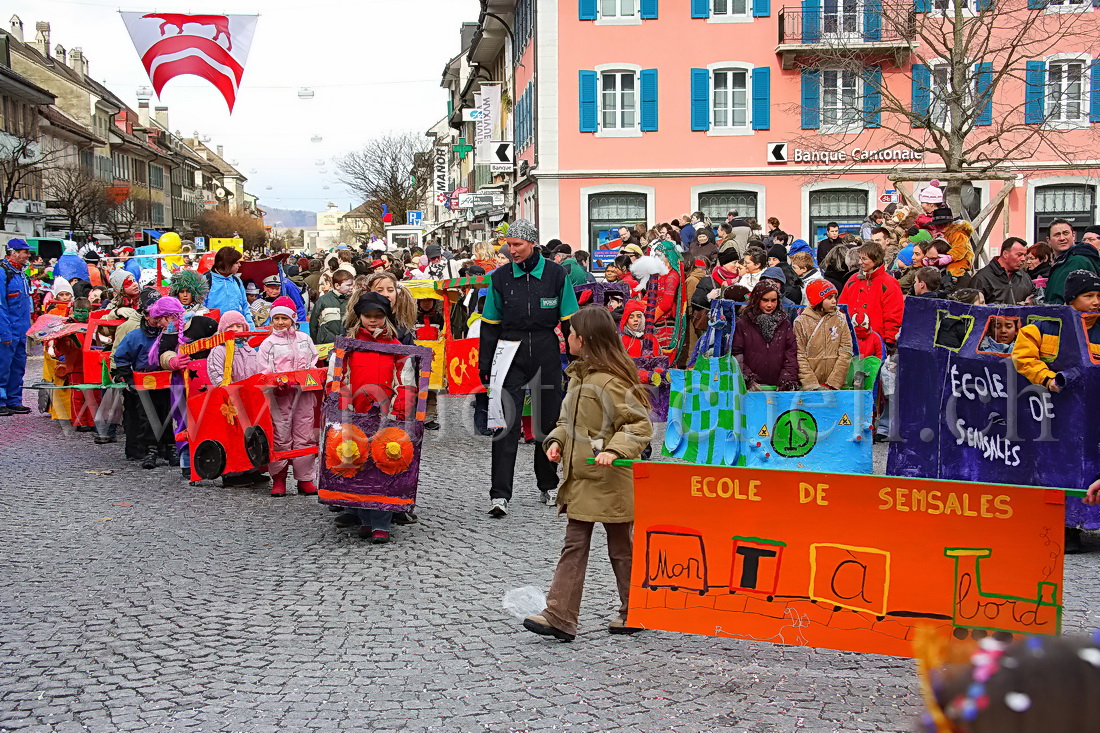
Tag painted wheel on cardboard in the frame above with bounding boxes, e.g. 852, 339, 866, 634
244, 426, 270, 467
193, 440, 227, 480
370, 427, 415, 475
324, 424, 370, 478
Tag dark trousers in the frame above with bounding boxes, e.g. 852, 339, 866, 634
0, 336, 27, 407
123, 387, 174, 457
490, 352, 562, 500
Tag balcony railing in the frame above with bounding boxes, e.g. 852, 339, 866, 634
777, 6, 915, 46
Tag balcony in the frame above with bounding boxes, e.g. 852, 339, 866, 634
776, 6, 915, 70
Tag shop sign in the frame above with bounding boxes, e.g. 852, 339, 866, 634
769, 142, 925, 164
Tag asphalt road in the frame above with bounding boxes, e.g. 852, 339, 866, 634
2, 364, 1097, 732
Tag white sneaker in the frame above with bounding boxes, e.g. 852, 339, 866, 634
488, 498, 509, 517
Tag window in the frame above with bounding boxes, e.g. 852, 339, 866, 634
713, 69, 749, 128
1048, 60, 1086, 123
976, 316, 1021, 356
821, 68, 861, 130
823, 0, 862, 36
713, 0, 749, 16
588, 192, 648, 269
700, 191, 758, 220
1045, 0, 1087, 12
931, 0, 978, 13
601, 0, 637, 17
513, 0, 533, 57
933, 312, 975, 351
601, 71, 637, 130
150, 164, 165, 190
151, 202, 165, 226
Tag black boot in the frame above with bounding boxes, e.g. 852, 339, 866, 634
1065, 527, 1084, 554
141, 451, 158, 470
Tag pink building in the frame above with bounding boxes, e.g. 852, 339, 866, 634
507, 0, 1100, 267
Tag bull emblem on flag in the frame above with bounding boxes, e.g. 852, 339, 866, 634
119, 12, 259, 113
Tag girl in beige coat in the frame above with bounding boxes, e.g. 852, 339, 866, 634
523, 307, 653, 642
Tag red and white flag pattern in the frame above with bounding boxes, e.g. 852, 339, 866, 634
120, 12, 259, 113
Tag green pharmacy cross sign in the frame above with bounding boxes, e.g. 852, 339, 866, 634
453, 138, 473, 161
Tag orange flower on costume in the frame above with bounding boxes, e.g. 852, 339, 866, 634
325, 424, 370, 478
370, 427, 414, 475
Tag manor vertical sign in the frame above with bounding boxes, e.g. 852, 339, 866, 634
432, 146, 449, 203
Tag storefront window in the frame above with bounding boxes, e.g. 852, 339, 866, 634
588, 192, 647, 271
699, 191, 758, 221
1035, 183, 1096, 238
809, 188, 868, 240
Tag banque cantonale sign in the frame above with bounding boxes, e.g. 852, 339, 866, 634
794, 147, 926, 163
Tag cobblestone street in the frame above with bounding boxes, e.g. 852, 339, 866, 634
2, 378, 1098, 733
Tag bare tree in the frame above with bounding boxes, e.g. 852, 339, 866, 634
786, 0, 1100, 230
336, 132, 431, 236
195, 209, 268, 252
44, 163, 105, 231
0, 135, 65, 230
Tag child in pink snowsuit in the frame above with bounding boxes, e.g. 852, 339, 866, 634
256, 296, 319, 497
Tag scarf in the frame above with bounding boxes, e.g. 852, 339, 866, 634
752, 310, 786, 342
713, 264, 740, 287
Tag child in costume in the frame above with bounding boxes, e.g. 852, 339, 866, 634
618, 300, 659, 357
206, 311, 261, 386
793, 280, 853, 390
112, 296, 189, 469
169, 270, 210, 318
338, 292, 418, 543
524, 307, 653, 642
256, 296, 319, 498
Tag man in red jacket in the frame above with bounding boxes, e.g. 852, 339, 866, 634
838, 242, 904, 349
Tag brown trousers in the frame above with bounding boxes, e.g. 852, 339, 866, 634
542, 519, 633, 636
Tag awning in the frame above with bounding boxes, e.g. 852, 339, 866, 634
143, 229, 165, 241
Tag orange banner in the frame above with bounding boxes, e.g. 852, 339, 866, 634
627, 463, 1064, 657
445, 337, 482, 395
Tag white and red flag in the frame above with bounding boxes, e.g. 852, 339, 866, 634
119, 12, 259, 113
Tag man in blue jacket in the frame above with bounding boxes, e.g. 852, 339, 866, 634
0, 239, 33, 416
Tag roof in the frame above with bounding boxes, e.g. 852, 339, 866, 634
0, 62, 54, 105
39, 104, 103, 145
5, 32, 120, 112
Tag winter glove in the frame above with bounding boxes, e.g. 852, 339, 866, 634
167, 354, 191, 371
111, 367, 135, 387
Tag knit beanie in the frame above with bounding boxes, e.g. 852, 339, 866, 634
805, 279, 838, 308
508, 218, 538, 243
918, 180, 944, 204
1064, 269, 1100, 304
717, 249, 739, 266
51, 278, 74, 297
909, 229, 932, 246
217, 310, 248, 333
767, 244, 788, 263
268, 295, 297, 321
109, 269, 134, 292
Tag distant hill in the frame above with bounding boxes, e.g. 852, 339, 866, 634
264, 208, 316, 228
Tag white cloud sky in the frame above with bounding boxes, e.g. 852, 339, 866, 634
11, 0, 479, 213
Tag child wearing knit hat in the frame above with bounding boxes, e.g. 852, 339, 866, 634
793, 280, 853, 390
256, 296, 320, 497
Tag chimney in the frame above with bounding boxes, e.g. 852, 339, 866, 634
34, 21, 49, 57
154, 106, 169, 129
137, 99, 150, 127
69, 47, 85, 75
9, 15, 23, 43
460, 22, 478, 51
216, 144, 224, 158
54, 43, 65, 65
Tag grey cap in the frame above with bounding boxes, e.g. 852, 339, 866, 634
507, 218, 538, 243
425, 244, 442, 258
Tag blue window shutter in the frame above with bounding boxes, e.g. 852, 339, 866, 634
1094, 0, 1100, 9
691, 0, 711, 18
579, 0, 597, 20
978, 0, 992, 10
691, 68, 711, 131
1091, 60, 1100, 123
579, 70, 598, 132
752, 67, 771, 130
1025, 60, 1046, 124
863, 65, 882, 128
802, 0, 822, 43
975, 62, 993, 126
911, 63, 930, 127
641, 0, 659, 18
863, 0, 882, 41
753, 0, 771, 17
640, 69, 659, 131
801, 69, 821, 130
1027, 0, 1046, 8
914, 0, 931, 12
